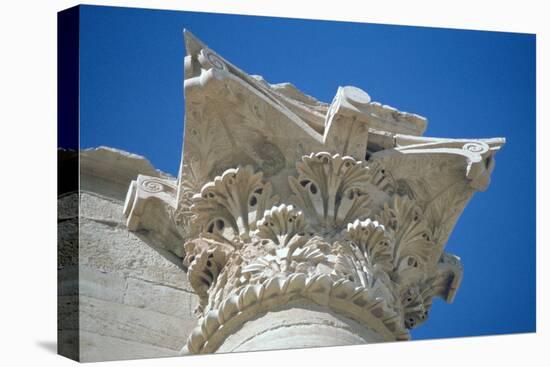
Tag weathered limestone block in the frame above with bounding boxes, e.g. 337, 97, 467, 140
59, 150, 200, 362
81, 147, 164, 199
78, 187, 198, 361
58, 192, 80, 361
123, 31, 505, 355
82, 147, 185, 256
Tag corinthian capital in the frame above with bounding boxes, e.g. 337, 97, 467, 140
124, 30, 504, 355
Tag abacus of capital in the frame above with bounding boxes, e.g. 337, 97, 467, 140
123, 31, 505, 354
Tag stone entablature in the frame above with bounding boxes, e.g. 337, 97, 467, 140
123, 31, 504, 354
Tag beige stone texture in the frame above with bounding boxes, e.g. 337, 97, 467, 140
58, 151, 199, 362
122, 31, 505, 356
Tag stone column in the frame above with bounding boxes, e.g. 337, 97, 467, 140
123, 30, 505, 355
216, 302, 385, 353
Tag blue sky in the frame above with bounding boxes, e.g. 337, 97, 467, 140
79, 5, 536, 341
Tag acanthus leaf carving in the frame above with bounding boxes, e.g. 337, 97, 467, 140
376, 195, 436, 279
190, 165, 279, 244
289, 152, 372, 232
179, 157, 472, 353
183, 238, 232, 312
254, 204, 308, 247
399, 253, 463, 329
345, 218, 394, 274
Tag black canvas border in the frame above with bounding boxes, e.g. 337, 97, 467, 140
57, 5, 80, 362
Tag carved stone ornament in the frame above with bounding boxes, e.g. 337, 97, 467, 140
123, 30, 505, 354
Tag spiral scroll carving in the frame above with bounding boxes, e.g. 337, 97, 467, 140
463, 141, 489, 154
141, 179, 165, 193
198, 48, 227, 71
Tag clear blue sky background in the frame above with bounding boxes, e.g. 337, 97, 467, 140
78, 5, 536, 341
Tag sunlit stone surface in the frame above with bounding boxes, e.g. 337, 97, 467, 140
121, 31, 505, 355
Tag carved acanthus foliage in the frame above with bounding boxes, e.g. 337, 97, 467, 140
191, 166, 279, 244
367, 160, 397, 196
376, 195, 435, 275
181, 154, 465, 354
183, 238, 232, 311
289, 152, 372, 232
180, 147, 474, 353
344, 219, 394, 274
399, 253, 462, 329
172, 165, 198, 236
255, 204, 308, 247
241, 238, 330, 284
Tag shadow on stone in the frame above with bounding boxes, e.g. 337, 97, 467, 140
36, 340, 57, 354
